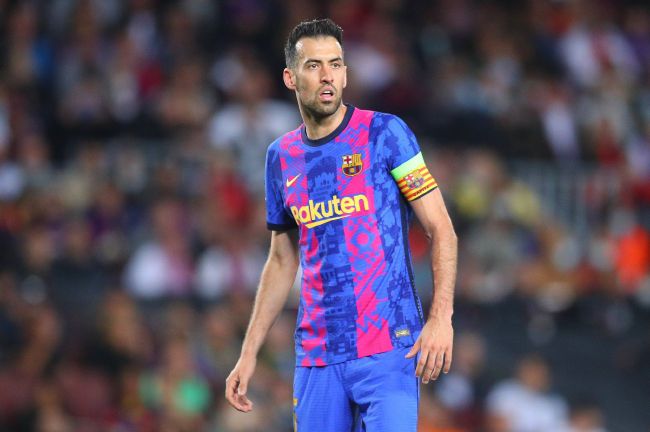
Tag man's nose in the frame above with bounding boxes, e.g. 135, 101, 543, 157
320, 65, 334, 83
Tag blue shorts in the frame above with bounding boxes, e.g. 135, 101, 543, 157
293, 346, 419, 432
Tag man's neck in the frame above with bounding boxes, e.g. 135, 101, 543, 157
302, 103, 347, 141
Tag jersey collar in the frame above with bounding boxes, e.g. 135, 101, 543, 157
300, 104, 355, 147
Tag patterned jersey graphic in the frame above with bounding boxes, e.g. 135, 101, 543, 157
265, 106, 437, 366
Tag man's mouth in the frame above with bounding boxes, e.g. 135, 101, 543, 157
319, 88, 335, 101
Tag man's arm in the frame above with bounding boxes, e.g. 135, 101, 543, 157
405, 188, 458, 384
225, 229, 299, 412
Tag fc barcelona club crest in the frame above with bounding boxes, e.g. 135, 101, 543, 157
342, 153, 363, 176
405, 170, 425, 189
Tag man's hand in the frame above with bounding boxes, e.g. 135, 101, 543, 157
405, 317, 453, 384
225, 356, 257, 412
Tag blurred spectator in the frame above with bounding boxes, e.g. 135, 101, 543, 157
486, 353, 568, 432
613, 216, 650, 293
0, 304, 62, 430
418, 391, 465, 432
138, 336, 211, 430
49, 217, 107, 336
5, 3, 54, 89
194, 228, 265, 300
124, 198, 193, 299
535, 80, 580, 161
57, 143, 108, 211
85, 182, 133, 269
192, 303, 240, 388
559, 4, 640, 89
33, 379, 73, 432
156, 58, 213, 131
560, 402, 608, 432
208, 56, 300, 195
83, 291, 153, 377
17, 225, 54, 304
16, 131, 54, 193
0, 137, 25, 202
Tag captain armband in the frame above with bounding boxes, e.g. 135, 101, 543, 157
390, 152, 438, 202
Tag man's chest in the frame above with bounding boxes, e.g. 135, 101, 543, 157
281, 144, 380, 228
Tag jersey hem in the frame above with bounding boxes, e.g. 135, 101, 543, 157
267, 222, 298, 231
294, 343, 416, 367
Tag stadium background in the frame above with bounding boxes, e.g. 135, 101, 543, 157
0, 0, 649, 431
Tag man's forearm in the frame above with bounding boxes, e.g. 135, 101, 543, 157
240, 254, 298, 359
429, 227, 457, 321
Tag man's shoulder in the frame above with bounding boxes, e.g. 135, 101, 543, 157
366, 110, 406, 130
346, 107, 406, 137
267, 126, 303, 154
356, 110, 413, 145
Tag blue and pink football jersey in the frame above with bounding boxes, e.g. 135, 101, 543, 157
265, 105, 438, 366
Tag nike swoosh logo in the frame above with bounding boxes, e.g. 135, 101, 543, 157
304, 214, 349, 228
286, 174, 301, 188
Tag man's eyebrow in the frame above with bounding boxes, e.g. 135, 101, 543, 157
303, 57, 344, 64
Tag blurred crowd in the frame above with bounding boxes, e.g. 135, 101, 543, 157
0, 0, 649, 431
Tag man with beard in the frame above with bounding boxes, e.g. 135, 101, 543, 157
225, 18, 457, 432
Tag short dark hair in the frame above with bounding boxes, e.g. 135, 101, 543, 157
284, 18, 344, 69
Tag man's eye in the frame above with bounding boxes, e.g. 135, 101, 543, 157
332, 63, 341, 68
308, 63, 318, 69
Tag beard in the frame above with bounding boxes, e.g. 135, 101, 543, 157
296, 86, 342, 121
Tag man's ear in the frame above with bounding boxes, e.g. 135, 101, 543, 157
343, 65, 347, 89
283, 68, 296, 90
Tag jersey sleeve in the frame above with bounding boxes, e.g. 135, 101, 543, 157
265, 145, 297, 231
376, 114, 438, 202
